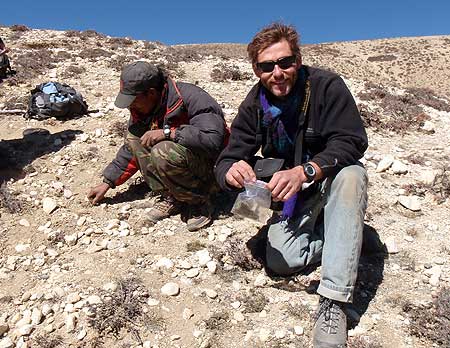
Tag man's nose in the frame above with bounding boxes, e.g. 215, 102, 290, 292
273, 64, 283, 77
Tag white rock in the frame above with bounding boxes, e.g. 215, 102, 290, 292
422, 120, 435, 133
66, 293, 81, 304
294, 325, 304, 335
193, 329, 203, 338
156, 257, 174, 269
259, 328, 271, 342
196, 249, 211, 266
77, 216, 87, 226
103, 282, 118, 292
433, 257, 445, 265
87, 295, 102, 305
275, 329, 286, 339
206, 261, 217, 273
204, 289, 218, 299
185, 268, 199, 278
147, 298, 160, 306
177, 260, 192, 269
398, 195, 422, 211
233, 311, 245, 322
254, 274, 267, 287
231, 301, 241, 309
391, 160, 408, 174
41, 304, 53, 316
143, 341, 152, 348
15, 324, 34, 336
0, 336, 14, 348
63, 189, 73, 199
42, 198, 58, 214
161, 282, 180, 296
65, 314, 77, 332
15, 244, 30, 253
77, 328, 87, 340
419, 169, 437, 185
64, 234, 78, 246
19, 219, 30, 227
182, 308, 194, 320
376, 156, 394, 172
31, 308, 43, 325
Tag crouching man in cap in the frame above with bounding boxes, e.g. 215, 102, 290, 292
214, 23, 368, 347
88, 61, 228, 231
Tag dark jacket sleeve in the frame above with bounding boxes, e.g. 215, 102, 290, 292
214, 86, 261, 191
311, 75, 368, 177
174, 83, 227, 159
102, 142, 139, 188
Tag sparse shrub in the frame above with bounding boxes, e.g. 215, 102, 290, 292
10, 24, 30, 32
33, 334, 64, 348
88, 278, 161, 339
210, 63, 251, 82
238, 288, 268, 313
406, 87, 450, 112
65, 29, 106, 40
108, 37, 134, 47
63, 65, 86, 78
109, 121, 128, 138
186, 240, 206, 252
204, 311, 230, 330
143, 41, 158, 50
0, 183, 25, 213
367, 54, 397, 62
403, 287, 450, 346
209, 238, 262, 271
5, 49, 55, 84
80, 48, 113, 59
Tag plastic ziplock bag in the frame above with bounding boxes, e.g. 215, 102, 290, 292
231, 180, 272, 223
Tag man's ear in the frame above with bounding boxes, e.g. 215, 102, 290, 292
295, 54, 302, 69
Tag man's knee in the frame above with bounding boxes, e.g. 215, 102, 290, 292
332, 165, 367, 196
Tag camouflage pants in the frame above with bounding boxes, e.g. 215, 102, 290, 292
126, 132, 217, 204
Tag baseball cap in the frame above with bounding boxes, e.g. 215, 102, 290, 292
114, 61, 162, 108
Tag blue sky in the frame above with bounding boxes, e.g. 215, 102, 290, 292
1, 0, 449, 45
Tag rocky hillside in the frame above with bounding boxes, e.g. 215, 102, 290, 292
0, 25, 449, 348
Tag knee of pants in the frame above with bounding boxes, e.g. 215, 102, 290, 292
331, 165, 368, 202
265, 244, 306, 276
150, 141, 187, 172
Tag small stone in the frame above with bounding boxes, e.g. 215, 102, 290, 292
182, 308, 194, 320
231, 301, 241, 309
170, 335, 181, 341
206, 261, 217, 273
204, 289, 218, 299
376, 155, 394, 172
64, 234, 78, 246
398, 195, 422, 211
0, 323, 9, 336
66, 293, 81, 304
433, 257, 445, 265
65, 314, 77, 332
391, 160, 408, 174
156, 257, 174, 269
31, 308, 43, 325
16, 324, 34, 336
103, 282, 118, 292
87, 295, 102, 305
143, 341, 152, 348
275, 329, 286, 339
42, 198, 58, 214
77, 328, 87, 340
254, 274, 267, 287
147, 298, 160, 306
404, 235, 414, 242
177, 260, 192, 269
233, 311, 245, 322
421, 120, 435, 133
161, 282, 180, 296
193, 329, 203, 338
419, 169, 437, 185
196, 250, 211, 266
294, 325, 304, 335
185, 268, 199, 278
63, 189, 73, 199
42, 304, 53, 316
19, 219, 30, 227
384, 236, 399, 254
0, 336, 14, 348
259, 328, 271, 342
15, 244, 30, 253
77, 216, 87, 226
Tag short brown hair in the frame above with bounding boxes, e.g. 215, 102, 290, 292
247, 22, 301, 65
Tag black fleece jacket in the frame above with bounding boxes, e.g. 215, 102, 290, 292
214, 65, 368, 191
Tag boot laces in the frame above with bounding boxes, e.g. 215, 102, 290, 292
315, 298, 343, 334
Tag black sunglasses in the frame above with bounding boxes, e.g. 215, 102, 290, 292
256, 55, 297, 73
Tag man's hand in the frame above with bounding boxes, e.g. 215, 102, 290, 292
266, 166, 306, 202
225, 160, 256, 189
141, 129, 165, 147
87, 183, 110, 205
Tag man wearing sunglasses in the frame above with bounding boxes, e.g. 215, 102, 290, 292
88, 61, 229, 231
215, 23, 368, 347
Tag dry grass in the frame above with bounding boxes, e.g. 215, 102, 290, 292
210, 63, 252, 82
403, 287, 450, 346
0, 183, 26, 213
33, 334, 64, 348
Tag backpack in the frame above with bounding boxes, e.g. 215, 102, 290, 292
26, 82, 89, 120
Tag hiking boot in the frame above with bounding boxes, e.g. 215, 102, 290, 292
186, 202, 212, 232
147, 194, 181, 223
313, 296, 348, 348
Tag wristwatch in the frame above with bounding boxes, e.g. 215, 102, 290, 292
163, 125, 171, 140
301, 162, 316, 183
